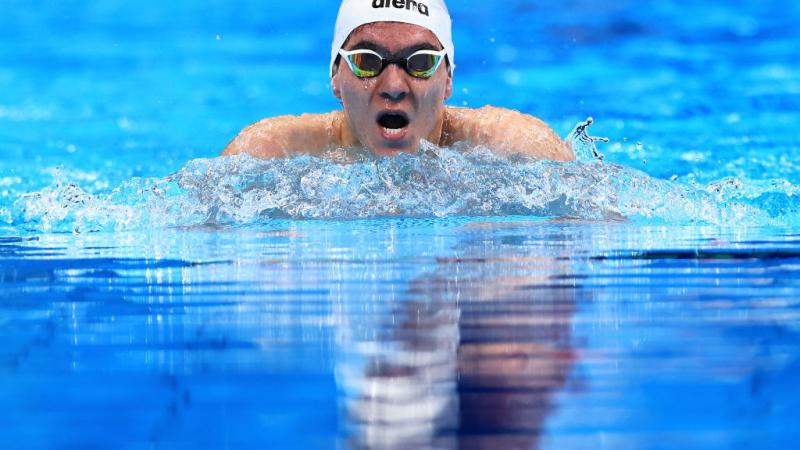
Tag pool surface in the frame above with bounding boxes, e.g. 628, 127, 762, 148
2, 1, 800, 449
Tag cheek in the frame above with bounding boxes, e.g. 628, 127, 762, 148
338, 79, 379, 144
339, 80, 374, 116
416, 81, 448, 116
423, 86, 445, 104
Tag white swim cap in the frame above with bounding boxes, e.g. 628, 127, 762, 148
330, 0, 455, 78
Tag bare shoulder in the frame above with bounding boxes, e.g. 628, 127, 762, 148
443, 106, 575, 161
222, 111, 345, 159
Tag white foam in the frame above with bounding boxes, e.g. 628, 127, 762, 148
7, 138, 799, 234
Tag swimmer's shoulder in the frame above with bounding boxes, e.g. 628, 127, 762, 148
442, 105, 575, 161
222, 111, 352, 158
443, 105, 557, 139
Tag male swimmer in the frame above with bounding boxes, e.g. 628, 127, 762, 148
222, 0, 575, 161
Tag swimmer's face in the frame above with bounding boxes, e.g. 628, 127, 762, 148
332, 22, 453, 156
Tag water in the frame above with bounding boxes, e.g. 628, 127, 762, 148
3, 222, 800, 449
2, 0, 800, 449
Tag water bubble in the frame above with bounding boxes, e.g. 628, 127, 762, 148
681, 151, 706, 162
117, 117, 132, 130
502, 70, 521, 86
0, 177, 21, 187
725, 113, 741, 124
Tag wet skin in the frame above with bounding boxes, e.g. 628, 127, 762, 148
331, 22, 452, 156
222, 22, 575, 161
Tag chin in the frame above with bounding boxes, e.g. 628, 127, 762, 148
368, 138, 418, 157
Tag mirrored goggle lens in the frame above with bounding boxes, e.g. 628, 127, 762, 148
407, 53, 441, 78
347, 53, 383, 77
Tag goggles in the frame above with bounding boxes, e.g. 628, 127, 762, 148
338, 48, 447, 79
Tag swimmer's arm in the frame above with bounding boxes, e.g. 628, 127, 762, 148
222, 112, 348, 158
443, 106, 575, 161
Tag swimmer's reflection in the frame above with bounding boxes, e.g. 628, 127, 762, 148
337, 232, 578, 449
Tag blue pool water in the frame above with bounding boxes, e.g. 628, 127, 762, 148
2, 0, 800, 449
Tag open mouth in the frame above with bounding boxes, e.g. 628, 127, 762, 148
377, 112, 410, 141
377, 113, 410, 129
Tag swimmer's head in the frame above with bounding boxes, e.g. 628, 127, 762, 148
330, 0, 455, 78
330, 0, 455, 156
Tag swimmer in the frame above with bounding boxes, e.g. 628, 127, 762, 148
222, 0, 575, 161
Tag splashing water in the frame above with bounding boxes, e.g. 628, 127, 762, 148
5, 121, 800, 233
568, 117, 610, 162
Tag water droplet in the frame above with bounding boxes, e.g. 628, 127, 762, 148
503, 70, 521, 86
567, 117, 608, 162
725, 113, 741, 124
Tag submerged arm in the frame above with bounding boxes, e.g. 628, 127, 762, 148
442, 106, 575, 161
222, 112, 351, 159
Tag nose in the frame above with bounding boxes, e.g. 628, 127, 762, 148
378, 64, 409, 102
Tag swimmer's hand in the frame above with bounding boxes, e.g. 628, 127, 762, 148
567, 117, 609, 162
441, 106, 576, 162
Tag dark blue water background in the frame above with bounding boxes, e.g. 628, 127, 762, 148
1, 0, 799, 449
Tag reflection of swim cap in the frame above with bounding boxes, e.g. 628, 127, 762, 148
331, 0, 455, 78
